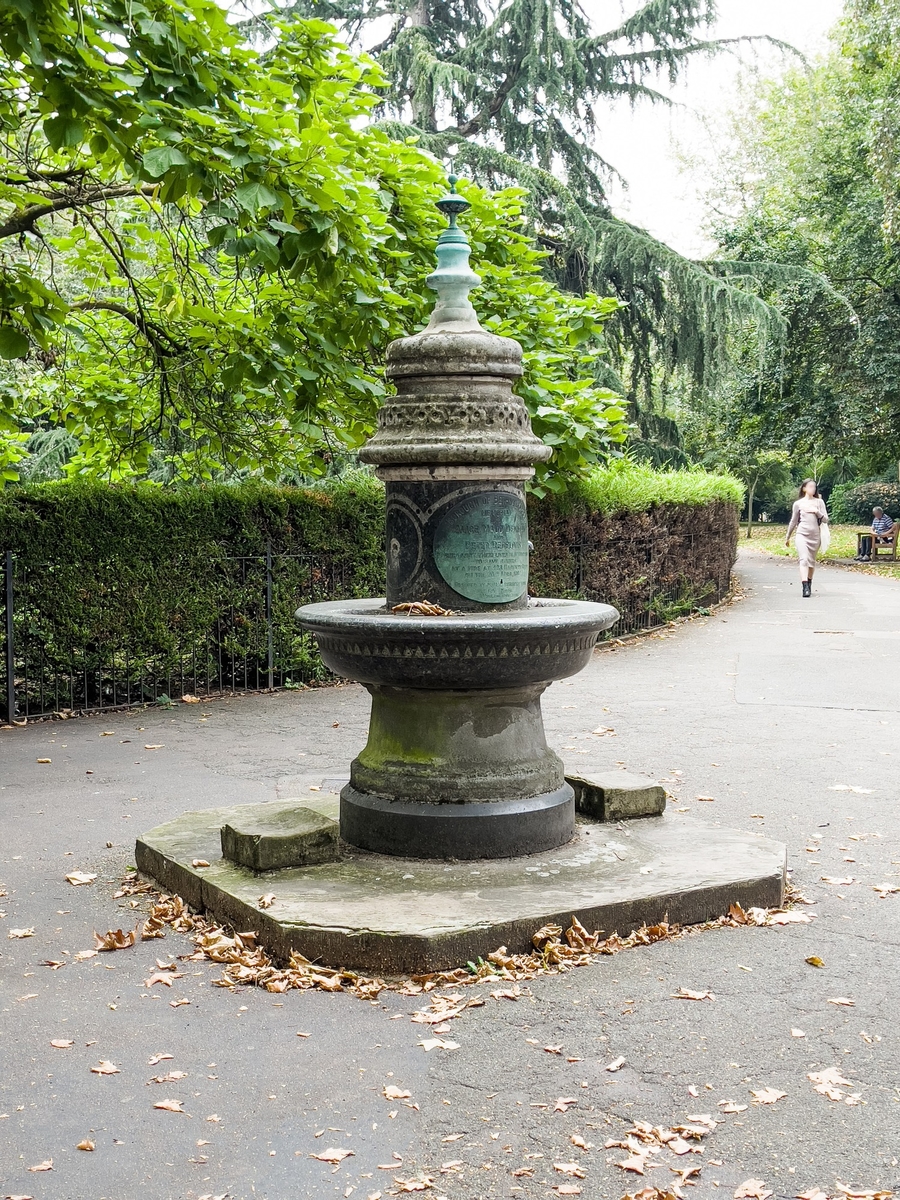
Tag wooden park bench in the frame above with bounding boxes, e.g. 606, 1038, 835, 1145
857, 525, 900, 561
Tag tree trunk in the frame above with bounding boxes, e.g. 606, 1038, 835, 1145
409, 0, 438, 132
745, 478, 757, 539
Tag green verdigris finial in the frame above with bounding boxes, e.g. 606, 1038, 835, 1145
424, 174, 482, 332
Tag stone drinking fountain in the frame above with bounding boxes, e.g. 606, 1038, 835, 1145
295, 176, 619, 861
137, 180, 785, 974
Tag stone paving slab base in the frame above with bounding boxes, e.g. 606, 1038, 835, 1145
135, 803, 786, 975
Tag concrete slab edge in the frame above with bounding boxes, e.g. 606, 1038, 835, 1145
135, 835, 785, 976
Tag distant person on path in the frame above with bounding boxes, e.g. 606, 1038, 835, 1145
857, 507, 895, 560
786, 479, 829, 597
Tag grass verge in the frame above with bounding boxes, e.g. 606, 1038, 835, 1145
742, 523, 900, 580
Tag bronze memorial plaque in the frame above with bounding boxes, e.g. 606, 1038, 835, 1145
432, 492, 529, 603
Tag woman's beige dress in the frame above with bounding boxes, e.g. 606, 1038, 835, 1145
787, 498, 828, 569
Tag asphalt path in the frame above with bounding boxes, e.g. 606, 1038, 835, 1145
1, 548, 899, 1200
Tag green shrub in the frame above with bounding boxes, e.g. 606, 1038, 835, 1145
829, 481, 900, 524
570, 460, 744, 515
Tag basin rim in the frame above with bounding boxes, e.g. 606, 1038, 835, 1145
295, 596, 620, 638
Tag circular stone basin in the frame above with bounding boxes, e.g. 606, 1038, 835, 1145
296, 597, 619, 689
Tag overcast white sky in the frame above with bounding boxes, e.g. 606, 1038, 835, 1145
589, 0, 846, 256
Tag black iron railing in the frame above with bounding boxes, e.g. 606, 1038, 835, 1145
1, 543, 351, 722
1, 538, 731, 723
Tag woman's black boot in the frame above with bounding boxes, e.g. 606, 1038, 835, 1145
802, 580, 811, 598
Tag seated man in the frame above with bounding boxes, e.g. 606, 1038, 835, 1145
858, 507, 895, 559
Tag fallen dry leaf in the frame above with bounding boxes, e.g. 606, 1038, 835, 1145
834, 1185, 893, 1200
76, 1139, 95, 1151
153, 1099, 185, 1112
554, 1187, 582, 1197
148, 1053, 174, 1065
490, 985, 521, 1000
827, 997, 856, 1007
181, 694, 200, 703
311, 1148, 355, 1164
144, 970, 181, 987
144, 744, 164, 750
393, 1178, 433, 1192
418, 1038, 458, 1051
169, 997, 190, 1008
66, 871, 97, 886
805, 956, 825, 968
553, 1162, 586, 1178
258, 893, 276, 909
50, 1039, 74, 1049
94, 928, 136, 951
8, 928, 35, 939
73, 949, 98, 960
383, 1085, 411, 1100
27, 1160, 53, 1172
675, 1166, 704, 1185
149, 1070, 188, 1084
672, 988, 715, 1001
765, 910, 813, 925
750, 1088, 786, 1105
553, 1097, 578, 1112
796, 1190, 830, 1200
570, 1134, 592, 1151
605, 1056, 626, 1072
718, 1101, 748, 1113
36, 757, 52, 763
192, 859, 211, 868
616, 1152, 651, 1175
90, 1061, 120, 1075
791, 1029, 806, 1038
808, 1066, 857, 1103
734, 1182, 773, 1200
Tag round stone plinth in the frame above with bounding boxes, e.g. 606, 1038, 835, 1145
340, 781, 574, 860
341, 681, 571, 857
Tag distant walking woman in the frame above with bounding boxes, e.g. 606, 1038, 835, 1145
786, 479, 829, 597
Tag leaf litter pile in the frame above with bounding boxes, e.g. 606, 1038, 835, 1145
111, 875, 813, 1006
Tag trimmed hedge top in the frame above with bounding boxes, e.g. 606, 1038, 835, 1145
570, 461, 744, 514
0, 472, 386, 563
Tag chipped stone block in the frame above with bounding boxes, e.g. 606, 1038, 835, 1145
566, 771, 666, 822
220, 802, 339, 871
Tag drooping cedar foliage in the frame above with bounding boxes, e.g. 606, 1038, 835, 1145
265, 0, 784, 402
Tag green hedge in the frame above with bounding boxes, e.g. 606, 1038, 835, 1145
829, 481, 900, 524
0, 474, 387, 705
0, 469, 740, 714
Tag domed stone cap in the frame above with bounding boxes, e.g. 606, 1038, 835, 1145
385, 326, 523, 382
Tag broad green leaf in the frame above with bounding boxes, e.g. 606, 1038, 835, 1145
142, 146, 190, 178
0, 327, 30, 359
